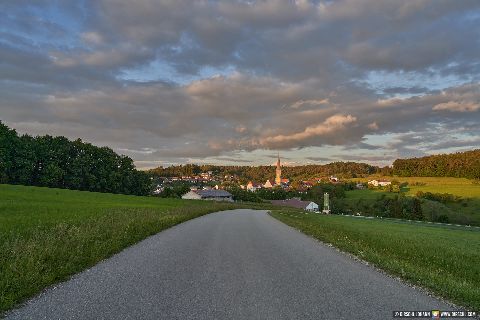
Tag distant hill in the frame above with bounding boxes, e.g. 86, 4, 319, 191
392, 150, 480, 179
150, 150, 480, 181
149, 162, 385, 183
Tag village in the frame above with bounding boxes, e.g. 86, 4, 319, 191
152, 155, 393, 213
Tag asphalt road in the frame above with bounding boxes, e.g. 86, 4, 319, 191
7, 209, 457, 320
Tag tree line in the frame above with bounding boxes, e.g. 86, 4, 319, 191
0, 121, 150, 195
151, 150, 480, 181
392, 150, 480, 179
149, 162, 384, 183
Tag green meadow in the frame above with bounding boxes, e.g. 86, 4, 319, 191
351, 176, 480, 197
0, 184, 240, 314
270, 210, 480, 311
346, 177, 480, 226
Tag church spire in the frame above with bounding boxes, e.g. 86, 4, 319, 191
275, 152, 281, 185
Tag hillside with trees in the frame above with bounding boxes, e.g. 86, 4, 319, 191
0, 121, 150, 195
392, 150, 480, 179
150, 150, 480, 182
149, 162, 383, 183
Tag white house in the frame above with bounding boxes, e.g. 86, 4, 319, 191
368, 179, 392, 187
263, 179, 273, 188
305, 201, 319, 212
182, 190, 233, 202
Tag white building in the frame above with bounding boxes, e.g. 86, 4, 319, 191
263, 179, 273, 188
305, 201, 320, 212
330, 176, 339, 182
182, 190, 233, 202
368, 179, 392, 187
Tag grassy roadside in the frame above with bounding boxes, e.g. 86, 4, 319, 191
0, 184, 247, 314
270, 209, 480, 311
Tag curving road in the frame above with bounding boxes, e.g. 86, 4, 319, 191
7, 209, 456, 319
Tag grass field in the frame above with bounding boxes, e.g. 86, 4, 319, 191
346, 177, 480, 226
351, 176, 480, 198
270, 209, 480, 311
0, 184, 243, 314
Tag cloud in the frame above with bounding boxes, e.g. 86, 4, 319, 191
1, 1, 480, 167
305, 156, 335, 162
289, 99, 329, 109
333, 154, 396, 163
253, 114, 357, 148
433, 101, 480, 112
81, 32, 104, 45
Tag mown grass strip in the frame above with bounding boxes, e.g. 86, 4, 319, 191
270, 210, 480, 311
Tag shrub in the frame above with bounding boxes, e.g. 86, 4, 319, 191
415, 191, 461, 204
435, 214, 450, 223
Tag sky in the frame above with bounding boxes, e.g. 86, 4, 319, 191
1, 0, 479, 169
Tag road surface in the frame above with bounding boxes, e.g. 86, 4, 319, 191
7, 209, 457, 319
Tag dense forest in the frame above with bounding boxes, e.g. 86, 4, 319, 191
149, 162, 385, 183
392, 150, 480, 179
0, 121, 150, 195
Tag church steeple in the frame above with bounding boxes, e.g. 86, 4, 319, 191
275, 153, 281, 185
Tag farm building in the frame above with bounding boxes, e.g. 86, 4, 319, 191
368, 179, 392, 187
182, 190, 233, 202
271, 198, 319, 212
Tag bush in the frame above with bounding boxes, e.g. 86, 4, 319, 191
435, 214, 450, 224
411, 181, 427, 186
415, 191, 461, 204
227, 187, 263, 202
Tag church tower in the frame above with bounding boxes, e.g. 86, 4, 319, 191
275, 153, 281, 186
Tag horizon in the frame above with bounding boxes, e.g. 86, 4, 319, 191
1, 1, 480, 169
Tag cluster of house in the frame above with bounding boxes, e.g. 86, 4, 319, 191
162, 171, 217, 184
244, 178, 289, 191
152, 171, 222, 195
243, 175, 340, 192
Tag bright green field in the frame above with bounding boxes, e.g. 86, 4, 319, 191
353, 176, 480, 198
347, 177, 480, 225
271, 210, 480, 311
0, 184, 241, 314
